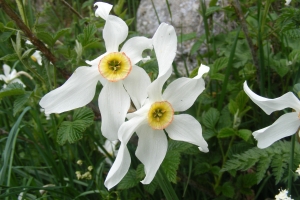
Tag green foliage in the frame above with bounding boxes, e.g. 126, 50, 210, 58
57, 107, 94, 145
222, 141, 300, 184
0, 82, 25, 98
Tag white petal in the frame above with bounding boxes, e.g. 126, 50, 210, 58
244, 81, 300, 113
104, 143, 131, 190
99, 82, 130, 141
152, 23, 177, 77
123, 65, 151, 109
165, 114, 209, 152
94, 2, 113, 20
10, 69, 18, 79
135, 124, 168, 184
3, 64, 11, 77
162, 65, 209, 112
0, 74, 7, 82
32, 51, 42, 66
118, 114, 147, 143
147, 67, 172, 102
253, 112, 300, 148
85, 52, 107, 66
39, 66, 100, 114
103, 15, 128, 52
121, 36, 153, 65
194, 64, 210, 79
126, 102, 151, 120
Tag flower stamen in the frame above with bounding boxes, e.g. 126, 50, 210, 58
148, 101, 174, 130
99, 52, 132, 82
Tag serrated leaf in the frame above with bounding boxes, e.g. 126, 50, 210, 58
117, 169, 139, 190
211, 57, 228, 73
256, 156, 272, 183
237, 129, 252, 142
0, 53, 18, 61
168, 140, 193, 152
210, 73, 224, 81
221, 182, 234, 198
161, 150, 180, 183
78, 24, 97, 47
54, 28, 70, 41
143, 177, 158, 194
202, 108, 220, 129
57, 107, 94, 145
218, 127, 235, 138
136, 164, 145, 180
13, 91, 32, 116
0, 83, 25, 98
37, 32, 54, 46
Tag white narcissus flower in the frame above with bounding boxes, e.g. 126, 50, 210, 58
98, 139, 118, 165
0, 64, 26, 88
26, 40, 42, 66
40, 2, 173, 141
244, 81, 300, 148
285, 0, 292, 6
104, 63, 210, 189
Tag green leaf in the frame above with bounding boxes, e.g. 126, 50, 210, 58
57, 107, 94, 145
190, 39, 202, 55
256, 156, 272, 183
168, 140, 193, 152
218, 127, 235, 138
0, 83, 25, 98
161, 150, 180, 183
210, 73, 224, 81
0, 53, 18, 61
237, 129, 252, 142
0, 32, 13, 42
293, 83, 300, 98
37, 32, 54, 46
221, 182, 235, 198
194, 162, 210, 175
202, 108, 220, 129
21, 48, 35, 60
54, 28, 70, 41
178, 32, 197, 43
235, 91, 249, 112
78, 24, 97, 47
13, 91, 32, 116
125, 18, 134, 26
211, 57, 228, 73
143, 177, 158, 194
117, 169, 139, 190
205, 6, 222, 17
140, 59, 158, 74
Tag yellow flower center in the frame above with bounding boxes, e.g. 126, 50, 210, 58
31, 55, 37, 62
98, 52, 132, 82
147, 101, 174, 130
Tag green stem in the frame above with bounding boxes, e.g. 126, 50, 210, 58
157, 167, 179, 200
217, 27, 240, 111
288, 134, 296, 195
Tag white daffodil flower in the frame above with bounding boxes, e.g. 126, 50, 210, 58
0, 64, 27, 88
26, 40, 42, 66
104, 64, 210, 190
98, 139, 118, 165
244, 81, 300, 148
285, 0, 292, 6
40, 2, 176, 141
